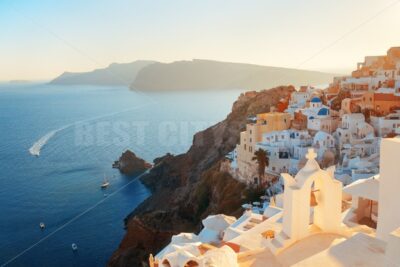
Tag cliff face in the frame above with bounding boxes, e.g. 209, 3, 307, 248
131, 59, 335, 91
108, 86, 295, 267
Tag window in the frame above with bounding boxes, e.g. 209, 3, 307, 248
250, 138, 252, 143
244, 144, 247, 150
279, 152, 289, 159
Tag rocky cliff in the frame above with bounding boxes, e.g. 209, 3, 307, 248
108, 85, 295, 267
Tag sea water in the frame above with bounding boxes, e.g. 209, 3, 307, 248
0, 83, 241, 267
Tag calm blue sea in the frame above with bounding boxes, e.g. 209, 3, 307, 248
0, 83, 241, 267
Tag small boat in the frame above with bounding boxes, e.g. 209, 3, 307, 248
71, 243, 78, 251
101, 174, 110, 189
39, 222, 45, 229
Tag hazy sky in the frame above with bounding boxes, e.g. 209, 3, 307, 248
1, 0, 400, 81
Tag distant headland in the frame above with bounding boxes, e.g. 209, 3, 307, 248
9, 80, 31, 84
49, 60, 155, 86
50, 59, 335, 91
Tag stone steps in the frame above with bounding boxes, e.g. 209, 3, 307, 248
265, 231, 293, 254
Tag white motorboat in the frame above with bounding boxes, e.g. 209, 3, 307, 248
101, 174, 110, 189
39, 222, 45, 229
71, 243, 78, 251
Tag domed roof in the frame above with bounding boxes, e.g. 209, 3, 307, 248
317, 107, 329, 116
311, 97, 322, 103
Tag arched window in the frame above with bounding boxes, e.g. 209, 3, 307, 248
162, 259, 171, 267
184, 260, 199, 267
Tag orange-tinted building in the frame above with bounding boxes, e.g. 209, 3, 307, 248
374, 92, 400, 115
276, 98, 289, 112
359, 91, 400, 115
292, 111, 307, 130
359, 92, 374, 110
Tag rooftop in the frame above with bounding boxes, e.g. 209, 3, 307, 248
238, 233, 386, 267
343, 175, 380, 201
310, 97, 321, 103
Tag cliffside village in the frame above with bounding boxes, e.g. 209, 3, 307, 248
149, 47, 400, 267
226, 46, 400, 187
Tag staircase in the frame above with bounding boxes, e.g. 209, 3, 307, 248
264, 231, 293, 254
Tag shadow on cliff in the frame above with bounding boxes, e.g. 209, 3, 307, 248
107, 85, 295, 267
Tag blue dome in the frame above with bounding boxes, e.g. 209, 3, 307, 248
317, 107, 329, 116
311, 97, 322, 103
309, 116, 315, 120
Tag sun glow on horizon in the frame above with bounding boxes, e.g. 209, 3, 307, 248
1, 0, 400, 81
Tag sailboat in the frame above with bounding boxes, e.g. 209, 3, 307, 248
101, 174, 110, 189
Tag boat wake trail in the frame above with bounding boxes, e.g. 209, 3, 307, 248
28, 104, 152, 157
29, 126, 69, 156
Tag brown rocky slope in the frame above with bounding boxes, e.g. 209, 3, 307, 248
108, 85, 295, 267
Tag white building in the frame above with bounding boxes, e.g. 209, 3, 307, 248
341, 113, 365, 135
370, 112, 400, 137
289, 90, 311, 108
256, 130, 313, 175
356, 121, 375, 139
310, 96, 323, 108
312, 131, 336, 160
151, 140, 400, 267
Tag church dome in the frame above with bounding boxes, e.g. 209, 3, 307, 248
310, 97, 322, 103
317, 107, 329, 116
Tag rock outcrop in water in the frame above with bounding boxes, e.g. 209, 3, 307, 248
115, 150, 152, 175
108, 85, 295, 267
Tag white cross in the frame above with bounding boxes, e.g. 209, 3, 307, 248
306, 148, 317, 160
